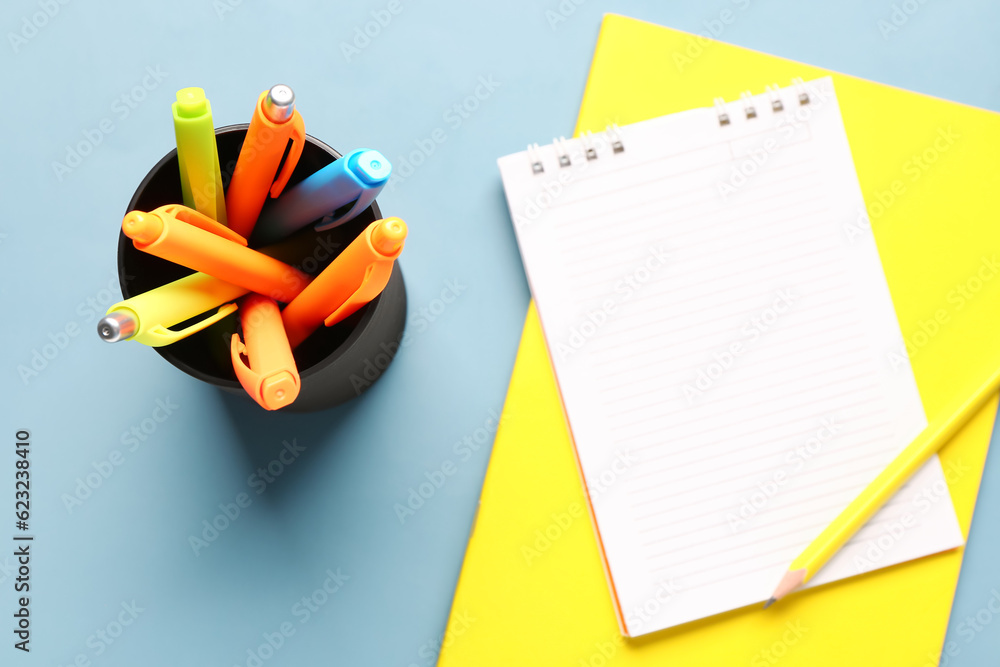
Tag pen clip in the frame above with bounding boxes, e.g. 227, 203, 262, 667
159, 204, 248, 246
269, 112, 307, 199
313, 149, 390, 232
141, 302, 238, 347
322, 263, 382, 328
230, 332, 301, 411
313, 198, 362, 232
230, 333, 258, 383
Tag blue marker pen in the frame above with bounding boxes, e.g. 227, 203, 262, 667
251, 148, 392, 245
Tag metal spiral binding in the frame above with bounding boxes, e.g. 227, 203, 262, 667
607, 124, 625, 153
766, 84, 784, 112
715, 78, 811, 125
554, 137, 572, 167
529, 124, 626, 174
582, 131, 598, 160
527, 79, 815, 173
527, 143, 544, 174
792, 77, 810, 105
714, 97, 730, 126
740, 91, 757, 119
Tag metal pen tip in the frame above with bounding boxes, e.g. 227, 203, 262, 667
98, 312, 137, 343
262, 84, 295, 123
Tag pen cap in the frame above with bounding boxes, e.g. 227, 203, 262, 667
262, 84, 295, 123
117, 124, 406, 412
370, 217, 407, 256
174, 87, 209, 118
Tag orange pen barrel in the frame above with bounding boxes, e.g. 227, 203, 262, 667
122, 204, 311, 304
231, 294, 301, 411
226, 85, 306, 239
282, 217, 407, 348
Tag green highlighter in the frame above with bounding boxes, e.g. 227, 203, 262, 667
172, 87, 227, 225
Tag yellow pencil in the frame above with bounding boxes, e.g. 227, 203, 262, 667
766, 363, 1000, 607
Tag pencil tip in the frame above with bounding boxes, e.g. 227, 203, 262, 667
763, 597, 776, 609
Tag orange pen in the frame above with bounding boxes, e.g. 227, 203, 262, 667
281, 217, 407, 348
231, 294, 301, 411
122, 203, 310, 304
226, 84, 306, 239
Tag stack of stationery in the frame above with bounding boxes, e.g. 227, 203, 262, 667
438, 14, 1000, 666
97, 85, 404, 411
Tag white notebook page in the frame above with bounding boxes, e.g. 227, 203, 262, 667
498, 77, 964, 635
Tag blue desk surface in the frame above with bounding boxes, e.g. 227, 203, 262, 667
1, 1, 997, 664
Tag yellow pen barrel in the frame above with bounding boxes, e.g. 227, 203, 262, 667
106, 273, 248, 346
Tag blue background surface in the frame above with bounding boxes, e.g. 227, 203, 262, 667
0, 0, 997, 665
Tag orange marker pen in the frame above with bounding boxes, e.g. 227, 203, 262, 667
226, 84, 306, 239
122, 203, 310, 304
281, 217, 407, 348
231, 294, 301, 411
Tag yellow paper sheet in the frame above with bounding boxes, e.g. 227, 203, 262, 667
439, 14, 1000, 666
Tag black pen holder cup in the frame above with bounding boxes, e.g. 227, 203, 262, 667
116, 124, 407, 412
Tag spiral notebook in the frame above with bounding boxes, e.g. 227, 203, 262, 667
497, 76, 964, 634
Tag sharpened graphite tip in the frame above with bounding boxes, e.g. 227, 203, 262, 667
98, 311, 137, 343
763, 598, 776, 609
262, 84, 295, 123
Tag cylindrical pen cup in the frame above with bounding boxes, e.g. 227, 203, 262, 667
116, 124, 407, 412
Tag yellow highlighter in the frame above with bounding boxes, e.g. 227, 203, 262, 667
173, 87, 227, 224
97, 273, 248, 347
